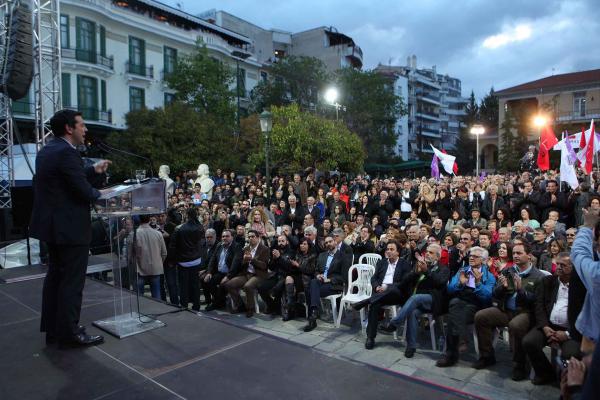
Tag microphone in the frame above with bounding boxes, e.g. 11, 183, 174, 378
95, 139, 155, 178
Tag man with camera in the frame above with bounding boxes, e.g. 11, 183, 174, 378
472, 242, 546, 381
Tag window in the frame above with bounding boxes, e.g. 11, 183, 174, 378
260, 71, 268, 83
60, 15, 69, 49
77, 75, 98, 120
12, 90, 31, 114
128, 37, 145, 75
129, 87, 145, 111
99, 25, 106, 57
62, 73, 71, 107
100, 80, 106, 111
75, 17, 96, 63
163, 46, 177, 79
237, 67, 246, 98
164, 93, 175, 106
574, 93, 586, 117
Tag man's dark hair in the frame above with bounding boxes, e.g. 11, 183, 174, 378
186, 207, 198, 222
50, 109, 82, 137
386, 240, 401, 253
139, 214, 151, 224
248, 229, 261, 237
513, 240, 531, 254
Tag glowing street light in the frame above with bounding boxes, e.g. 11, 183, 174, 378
324, 87, 344, 120
470, 124, 485, 176
533, 115, 547, 128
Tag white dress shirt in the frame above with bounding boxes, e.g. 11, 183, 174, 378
549, 280, 569, 328
382, 260, 397, 285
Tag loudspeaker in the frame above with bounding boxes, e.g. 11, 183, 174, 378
10, 186, 33, 228
0, 4, 33, 101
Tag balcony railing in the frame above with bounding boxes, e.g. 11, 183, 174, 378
556, 108, 600, 122
65, 105, 112, 124
62, 47, 114, 70
11, 101, 33, 115
126, 62, 154, 79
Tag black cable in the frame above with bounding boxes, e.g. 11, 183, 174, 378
95, 139, 155, 178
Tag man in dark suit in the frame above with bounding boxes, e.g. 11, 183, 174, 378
203, 229, 241, 311
353, 240, 412, 349
199, 228, 218, 305
224, 229, 270, 317
283, 194, 305, 236
522, 252, 583, 385
30, 109, 110, 348
302, 234, 353, 332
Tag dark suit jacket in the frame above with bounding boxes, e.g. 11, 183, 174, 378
208, 242, 242, 279
241, 243, 270, 279
398, 263, 450, 316
535, 274, 586, 341
315, 249, 353, 291
283, 206, 305, 233
481, 195, 505, 220
30, 138, 103, 245
370, 258, 412, 290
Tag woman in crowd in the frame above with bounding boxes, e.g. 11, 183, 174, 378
356, 194, 373, 217
538, 238, 566, 274
487, 241, 514, 277
405, 209, 423, 227
282, 237, 316, 321
371, 215, 384, 238
330, 204, 347, 227
245, 207, 276, 244
434, 188, 452, 224
440, 232, 458, 267
516, 207, 540, 230
416, 183, 435, 224
348, 206, 358, 223
495, 207, 512, 228
342, 221, 358, 246
445, 209, 466, 232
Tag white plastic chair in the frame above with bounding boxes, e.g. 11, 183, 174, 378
335, 263, 375, 329
358, 253, 382, 268
383, 305, 399, 340
471, 325, 502, 357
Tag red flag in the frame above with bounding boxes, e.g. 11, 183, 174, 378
584, 123, 595, 174
537, 125, 558, 171
441, 149, 459, 174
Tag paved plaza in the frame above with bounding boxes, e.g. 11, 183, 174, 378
200, 308, 560, 400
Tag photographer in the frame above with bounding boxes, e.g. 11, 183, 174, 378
472, 242, 546, 380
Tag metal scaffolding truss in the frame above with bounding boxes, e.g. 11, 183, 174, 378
33, 0, 62, 149
0, 1, 14, 209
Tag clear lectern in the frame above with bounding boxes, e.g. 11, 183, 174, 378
92, 179, 167, 338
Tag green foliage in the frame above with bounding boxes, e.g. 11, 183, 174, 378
248, 104, 365, 173
479, 87, 499, 129
498, 109, 519, 171
250, 56, 330, 113
106, 103, 239, 180
335, 68, 406, 163
164, 40, 236, 128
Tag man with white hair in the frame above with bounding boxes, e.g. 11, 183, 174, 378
472, 242, 546, 381
437, 246, 496, 368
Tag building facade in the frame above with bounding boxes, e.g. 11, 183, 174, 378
375, 56, 467, 161
12, 0, 262, 136
496, 68, 600, 145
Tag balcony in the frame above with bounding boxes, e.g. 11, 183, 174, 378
65, 105, 112, 124
62, 47, 114, 71
11, 101, 34, 116
344, 45, 363, 68
556, 108, 600, 123
125, 62, 154, 80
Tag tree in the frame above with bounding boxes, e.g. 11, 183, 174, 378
165, 40, 236, 128
249, 56, 330, 113
498, 109, 520, 171
335, 68, 406, 163
106, 103, 240, 180
479, 87, 499, 129
248, 104, 365, 173
455, 91, 479, 173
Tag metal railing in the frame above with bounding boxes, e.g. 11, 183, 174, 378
64, 105, 112, 123
556, 108, 600, 122
125, 62, 154, 79
61, 47, 114, 70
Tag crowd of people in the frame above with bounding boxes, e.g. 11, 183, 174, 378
111, 167, 599, 399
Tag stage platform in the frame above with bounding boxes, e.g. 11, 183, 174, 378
0, 275, 484, 400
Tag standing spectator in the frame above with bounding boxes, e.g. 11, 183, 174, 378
170, 208, 204, 311
133, 214, 168, 300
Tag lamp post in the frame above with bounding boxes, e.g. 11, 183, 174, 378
231, 50, 250, 135
259, 110, 273, 198
470, 124, 485, 176
324, 87, 344, 120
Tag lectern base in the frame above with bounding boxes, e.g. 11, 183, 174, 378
93, 312, 165, 339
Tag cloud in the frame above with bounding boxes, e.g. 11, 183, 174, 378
482, 24, 532, 49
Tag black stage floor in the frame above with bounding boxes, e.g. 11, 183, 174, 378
0, 277, 483, 400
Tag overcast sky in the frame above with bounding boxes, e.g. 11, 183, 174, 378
164, 0, 600, 99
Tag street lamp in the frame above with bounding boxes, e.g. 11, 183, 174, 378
470, 124, 485, 176
259, 110, 273, 198
533, 115, 547, 128
231, 50, 250, 136
324, 87, 344, 120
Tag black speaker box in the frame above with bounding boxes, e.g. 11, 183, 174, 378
10, 186, 33, 228
1, 4, 33, 101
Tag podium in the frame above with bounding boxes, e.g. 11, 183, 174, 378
92, 180, 167, 338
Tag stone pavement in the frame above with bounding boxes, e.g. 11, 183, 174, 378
197, 308, 560, 400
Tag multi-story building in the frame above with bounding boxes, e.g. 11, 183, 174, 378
12, 0, 261, 137
496, 68, 600, 144
199, 10, 363, 73
375, 56, 467, 161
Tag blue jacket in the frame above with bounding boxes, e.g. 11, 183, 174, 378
571, 227, 600, 341
447, 265, 496, 308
